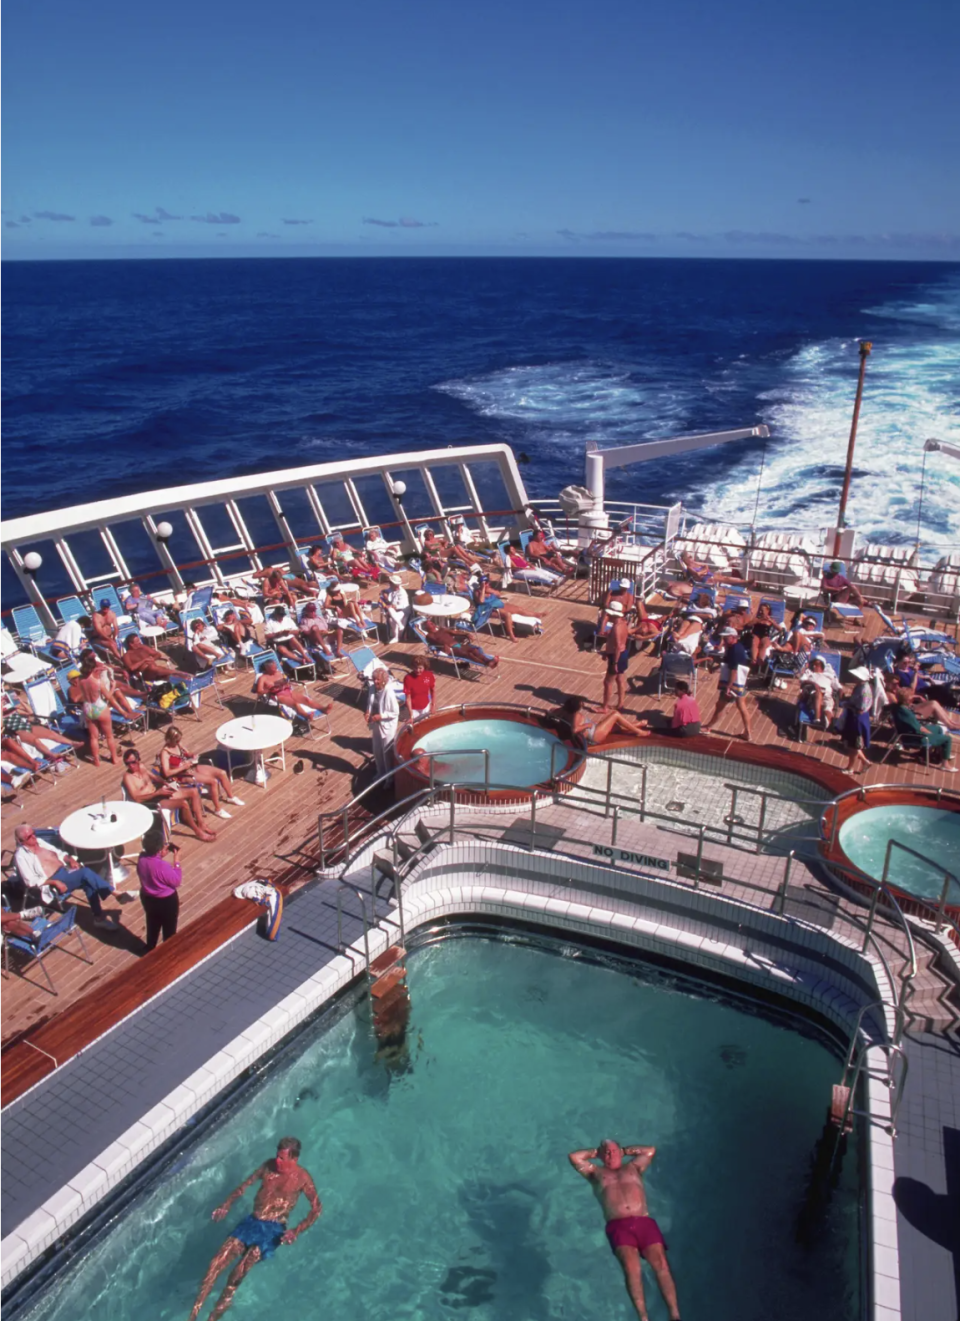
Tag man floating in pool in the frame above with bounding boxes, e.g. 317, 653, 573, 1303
187, 1137, 321, 1320
569, 1139, 681, 1321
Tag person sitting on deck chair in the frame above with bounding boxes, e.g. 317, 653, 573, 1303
217, 610, 258, 659
264, 608, 315, 669
123, 634, 192, 684
255, 660, 333, 722
122, 748, 218, 842
506, 544, 562, 586
189, 618, 233, 672
797, 656, 841, 726
525, 532, 576, 576
680, 548, 715, 585
13, 823, 120, 928
423, 619, 499, 668
298, 602, 346, 665
891, 689, 957, 771
123, 584, 172, 630
188, 1138, 321, 1321
90, 600, 123, 659
821, 561, 865, 609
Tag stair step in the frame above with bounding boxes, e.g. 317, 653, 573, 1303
371, 966, 407, 999
369, 944, 406, 978
829, 1085, 853, 1133
373, 984, 410, 1018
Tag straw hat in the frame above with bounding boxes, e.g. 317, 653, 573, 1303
388, 573, 403, 586
607, 601, 624, 616
848, 666, 871, 681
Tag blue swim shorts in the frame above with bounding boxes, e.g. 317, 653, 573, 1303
230, 1214, 286, 1259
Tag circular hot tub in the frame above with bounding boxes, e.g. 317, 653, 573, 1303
838, 806, 960, 902
395, 707, 584, 804
821, 789, 960, 920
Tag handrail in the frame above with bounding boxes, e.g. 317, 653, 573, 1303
823, 782, 960, 852
335, 882, 372, 971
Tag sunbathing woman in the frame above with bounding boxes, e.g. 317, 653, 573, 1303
299, 602, 345, 660
258, 568, 298, 609
325, 582, 368, 632
159, 726, 245, 818
552, 696, 649, 745
744, 601, 777, 667
122, 748, 217, 842
255, 660, 334, 720
123, 635, 192, 684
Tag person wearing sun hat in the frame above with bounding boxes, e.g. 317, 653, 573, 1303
601, 600, 632, 711
840, 665, 874, 773
594, 578, 635, 650
702, 626, 753, 741
379, 572, 410, 644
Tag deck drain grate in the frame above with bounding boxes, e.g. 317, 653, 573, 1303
665, 801, 686, 813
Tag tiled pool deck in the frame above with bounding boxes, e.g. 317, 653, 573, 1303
2, 805, 958, 1320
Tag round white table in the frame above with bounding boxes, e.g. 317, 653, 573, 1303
138, 623, 167, 640
2, 651, 54, 684
414, 594, 472, 620
335, 582, 361, 596
59, 800, 155, 885
216, 714, 293, 789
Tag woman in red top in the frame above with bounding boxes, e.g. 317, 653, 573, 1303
402, 657, 435, 720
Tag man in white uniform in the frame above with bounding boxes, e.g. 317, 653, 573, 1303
366, 668, 400, 777
380, 574, 410, 644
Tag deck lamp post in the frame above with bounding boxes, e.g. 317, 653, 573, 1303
836, 340, 872, 530
155, 520, 174, 543
22, 551, 43, 574
391, 480, 407, 504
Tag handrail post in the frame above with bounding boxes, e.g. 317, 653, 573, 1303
640, 765, 647, 823
605, 759, 613, 817
612, 805, 620, 847
935, 873, 952, 933
318, 814, 326, 869
778, 851, 794, 915
484, 748, 490, 796
727, 786, 738, 845
448, 790, 456, 845
342, 805, 350, 856
429, 756, 436, 794
756, 793, 767, 855
861, 886, 882, 954
694, 825, 704, 889
529, 793, 537, 851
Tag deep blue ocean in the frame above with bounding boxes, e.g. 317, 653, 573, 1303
3, 257, 959, 553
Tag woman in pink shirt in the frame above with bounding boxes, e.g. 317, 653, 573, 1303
137, 828, 183, 951
670, 681, 702, 737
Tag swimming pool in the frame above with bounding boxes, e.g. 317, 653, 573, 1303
396, 710, 580, 797
838, 805, 960, 903
15, 935, 860, 1321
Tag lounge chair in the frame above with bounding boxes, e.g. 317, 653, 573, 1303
2, 903, 92, 995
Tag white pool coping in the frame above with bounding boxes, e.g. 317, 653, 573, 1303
1, 837, 902, 1319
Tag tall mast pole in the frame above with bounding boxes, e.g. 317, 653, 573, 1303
836, 340, 872, 529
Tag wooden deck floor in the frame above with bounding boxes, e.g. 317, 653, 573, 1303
2, 577, 954, 1048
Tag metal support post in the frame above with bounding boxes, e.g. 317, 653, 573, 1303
861, 886, 882, 953
612, 805, 620, 847
530, 793, 537, 851
756, 794, 768, 855
727, 787, 738, 844
694, 825, 704, 889
449, 792, 456, 845
778, 851, 794, 915
605, 759, 613, 817
639, 765, 647, 822
935, 874, 952, 933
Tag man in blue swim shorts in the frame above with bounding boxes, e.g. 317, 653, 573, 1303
188, 1137, 321, 1320
569, 1138, 682, 1321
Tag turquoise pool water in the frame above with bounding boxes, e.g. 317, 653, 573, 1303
19, 937, 860, 1321
414, 717, 567, 787
839, 805, 960, 902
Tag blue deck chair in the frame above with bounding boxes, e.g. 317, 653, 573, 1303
409, 617, 487, 681
657, 651, 697, 698
11, 605, 50, 650
758, 598, 786, 625
721, 592, 752, 614
22, 676, 84, 760
47, 665, 145, 740
56, 596, 88, 625
91, 583, 135, 624
345, 646, 404, 708
251, 650, 330, 736
2, 904, 92, 995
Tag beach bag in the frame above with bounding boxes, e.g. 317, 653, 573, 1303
158, 681, 189, 710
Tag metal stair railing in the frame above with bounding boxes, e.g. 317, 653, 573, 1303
335, 882, 372, 972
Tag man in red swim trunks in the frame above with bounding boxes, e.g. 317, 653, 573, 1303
569, 1138, 681, 1321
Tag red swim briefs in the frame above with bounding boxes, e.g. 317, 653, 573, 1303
605, 1215, 667, 1255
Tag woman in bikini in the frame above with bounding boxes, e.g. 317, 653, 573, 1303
745, 601, 777, 668
254, 660, 334, 720
159, 726, 245, 819
121, 748, 217, 842
76, 657, 120, 766
551, 696, 649, 746
325, 582, 367, 632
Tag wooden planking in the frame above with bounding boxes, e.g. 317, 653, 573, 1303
2, 577, 953, 1084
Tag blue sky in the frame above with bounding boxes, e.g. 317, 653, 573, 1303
3, 0, 959, 260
